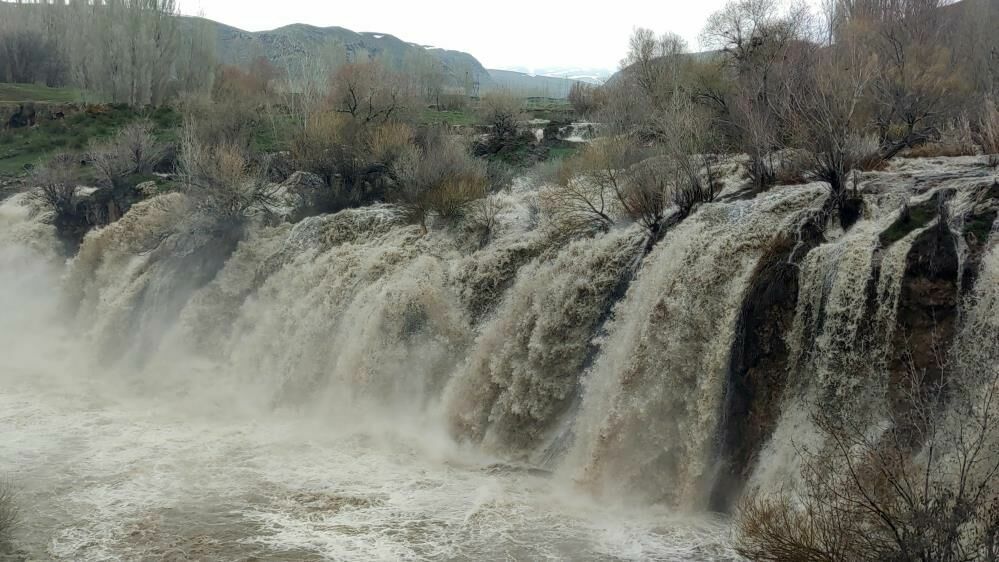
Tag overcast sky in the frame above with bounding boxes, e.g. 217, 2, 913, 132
176, 0, 736, 71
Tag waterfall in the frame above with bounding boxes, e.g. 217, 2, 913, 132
1, 155, 995, 528
443, 226, 645, 455
560, 184, 829, 508
749, 158, 997, 495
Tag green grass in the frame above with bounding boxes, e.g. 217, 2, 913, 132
0, 105, 181, 177
250, 112, 297, 153
418, 108, 478, 127
547, 145, 580, 161
0, 83, 82, 103
524, 97, 571, 111
524, 97, 576, 122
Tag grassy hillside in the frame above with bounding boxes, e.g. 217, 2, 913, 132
0, 104, 179, 177
0, 84, 82, 104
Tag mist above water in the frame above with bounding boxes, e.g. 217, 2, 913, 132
0, 156, 996, 560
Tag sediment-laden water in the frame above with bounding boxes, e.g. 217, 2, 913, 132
1, 155, 995, 559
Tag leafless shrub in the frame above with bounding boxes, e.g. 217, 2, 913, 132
178, 127, 277, 219
904, 117, 978, 158
977, 99, 999, 166
87, 120, 167, 189
568, 82, 605, 118
365, 121, 414, 164
736, 363, 999, 562
775, 150, 812, 185
485, 160, 515, 192
539, 139, 641, 239
479, 91, 526, 145
177, 93, 260, 150
737, 491, 853, 561
290, 113, 411, 211
88, 139, 135, 190
30, 152, 80, 220
464, 193, 508, 247
621, 158, 670, 233
0, 478, 18, 547
541, 129, 718, 244
393, 134, 488, 232
848, 133, 885, 171
116, 120, 168, 174
289, 112, 352, 189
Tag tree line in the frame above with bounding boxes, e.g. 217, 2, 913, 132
567, 0, 998, 223
0, 0, 214, 105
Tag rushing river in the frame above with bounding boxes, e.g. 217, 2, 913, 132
0, 190, 736, 559
6, 155, 992, 560
0, 366, 735, 561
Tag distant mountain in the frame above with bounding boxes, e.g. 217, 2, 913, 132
203, 19, 494, 92
486, 69, 586, 98
499, 66, 613, 85
194, 18, 589, 98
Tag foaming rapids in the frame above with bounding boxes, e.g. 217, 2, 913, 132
0, 156, 995, 559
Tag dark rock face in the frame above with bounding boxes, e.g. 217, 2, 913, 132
280, 170, 327, 220
887, 218, 960, 415
6, 104, 36, 129
53, 185, 145, 253
266, 151, 294, 183
960, 181, 999, 294
839, 194, 864, 230
708, 190, 968, 512
710, 223, 824, 512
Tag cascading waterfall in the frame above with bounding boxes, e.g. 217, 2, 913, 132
560, 184, 829, 508
749, 157, 998, 495
444, 225, 645, 454
0, 155, 996, 559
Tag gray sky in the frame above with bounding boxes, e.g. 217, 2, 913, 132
177, 0, 735, 71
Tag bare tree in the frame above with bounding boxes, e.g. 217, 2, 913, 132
702, 0, 812, 188
737, 362, 999, 561
330, 61, 412, 125
87, 120, 166, 190
787, 42, 879, 198
178, 125, 278, 219
834, 0, 969, 157
0, 478, 17, 549
622, 28, 689, 111
568, 82, 604, 118
30, 152, 80, 222
392, 132, 488, 233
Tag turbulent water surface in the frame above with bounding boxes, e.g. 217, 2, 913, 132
1, 155, 996, 560
0, 371, 733, 560
0, 186, 736, 560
